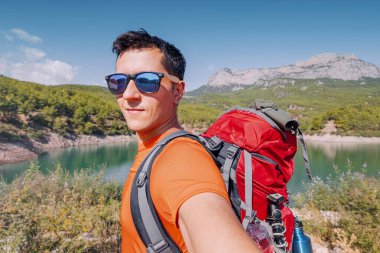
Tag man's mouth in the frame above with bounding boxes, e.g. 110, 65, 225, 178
126, 108, 144, 111
125, 108, 144, 114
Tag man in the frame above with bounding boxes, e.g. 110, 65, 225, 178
106, 29, 260, 253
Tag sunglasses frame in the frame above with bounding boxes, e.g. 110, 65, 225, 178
105, 71, 180, 95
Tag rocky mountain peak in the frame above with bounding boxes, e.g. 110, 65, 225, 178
295, 53, 358, 67
206, 53, 380, 87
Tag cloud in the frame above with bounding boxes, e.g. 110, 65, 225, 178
9, 59, 76, 85
3, 28, 42, 44
2, 31, 13, 41
0, 28, 77, 85
20, 46, 46, 61
0, 48, 76, 85
207, 64, 216, 71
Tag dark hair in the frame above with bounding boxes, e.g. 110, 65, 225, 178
112, 29, 186, 80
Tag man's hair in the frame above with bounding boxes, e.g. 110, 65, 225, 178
112, 29, 186, 80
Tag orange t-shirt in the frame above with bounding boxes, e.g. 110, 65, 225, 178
120, 130, 229, 252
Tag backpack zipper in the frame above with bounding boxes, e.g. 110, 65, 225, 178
251, 153, 280, 171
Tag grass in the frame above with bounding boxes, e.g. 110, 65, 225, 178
0, 161, 122, 253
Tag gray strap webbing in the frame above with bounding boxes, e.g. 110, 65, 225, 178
197, 135, 222, 151
136, 130, 192, 253
157, 130, 190, 147
221, 145, 239, 192
137, 147, 171, 253
242, 150, 253, 229
230, 168, 237, 183
297, 129, 313, 181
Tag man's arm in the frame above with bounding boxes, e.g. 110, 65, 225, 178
178, 192, 261, 253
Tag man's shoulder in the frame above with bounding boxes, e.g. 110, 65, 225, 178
162, 135, 209, 156
150, 134, 217, 169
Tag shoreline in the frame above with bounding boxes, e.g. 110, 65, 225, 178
0, 133, 137, 165
303, 134, 380, 143
1, 133, 380, 165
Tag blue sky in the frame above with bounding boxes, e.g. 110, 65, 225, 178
1, 0, 379, 91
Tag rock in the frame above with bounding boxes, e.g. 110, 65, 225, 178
309, 234, 331, 253
312, 242, 330, 253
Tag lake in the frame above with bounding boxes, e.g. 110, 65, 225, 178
1, 140, 379, 193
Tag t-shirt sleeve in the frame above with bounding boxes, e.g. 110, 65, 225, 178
150, 138, 229, 228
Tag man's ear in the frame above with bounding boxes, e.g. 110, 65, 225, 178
173, 81, 185, 104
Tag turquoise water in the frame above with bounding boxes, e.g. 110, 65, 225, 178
288, 141, 380, 192
1, 141, 379, 193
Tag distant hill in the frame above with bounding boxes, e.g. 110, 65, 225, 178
187, 53, 380, 95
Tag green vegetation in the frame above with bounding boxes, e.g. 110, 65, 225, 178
1, 161, 378, 252
0, 76, 129, 141
293, 170, 380, 252
0, 162, 121, 252
1, 76, 380, 141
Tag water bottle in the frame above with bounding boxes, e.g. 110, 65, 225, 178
292, 217, 313, 253
246, 221, 274, 253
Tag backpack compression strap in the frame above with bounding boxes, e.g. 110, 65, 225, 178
130, 130, 199, 253
296, 129, 313, 181
241, 150, 254, 229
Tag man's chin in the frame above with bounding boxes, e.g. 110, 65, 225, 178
126, 125, 143, 133
126, 122, 150, 133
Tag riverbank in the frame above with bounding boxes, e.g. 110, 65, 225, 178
303, 134, 380, 143
0, 133, 136, 165
1, 133, 380, 165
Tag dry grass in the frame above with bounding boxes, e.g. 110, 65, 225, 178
332, 229, 360, 253
0, 161, 122, 252
293, 171, 380, 253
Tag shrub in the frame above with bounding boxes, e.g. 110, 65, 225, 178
0, 161, 122, 252
293, 170, 380, 252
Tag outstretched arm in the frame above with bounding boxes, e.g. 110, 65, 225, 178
178, 192, 261, 253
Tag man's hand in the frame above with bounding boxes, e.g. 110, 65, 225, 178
178, 192, 261, 253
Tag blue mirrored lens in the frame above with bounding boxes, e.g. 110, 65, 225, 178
135, 72, 160, 93
107, 74, 128, 94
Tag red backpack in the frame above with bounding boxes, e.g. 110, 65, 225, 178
130, 100, 312, 253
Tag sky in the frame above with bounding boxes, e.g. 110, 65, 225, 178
0, 0, 379, 91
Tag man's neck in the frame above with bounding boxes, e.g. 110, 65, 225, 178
137, 115, 183, 143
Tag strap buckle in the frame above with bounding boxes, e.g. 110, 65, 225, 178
136, 171, 147, 187
207, 136, 223, 151
147, 239, 169, 253
226, 144, 239, 159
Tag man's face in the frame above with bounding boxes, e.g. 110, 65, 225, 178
115, 48, 179, 135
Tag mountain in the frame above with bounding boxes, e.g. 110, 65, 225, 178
189, 53, 380, 94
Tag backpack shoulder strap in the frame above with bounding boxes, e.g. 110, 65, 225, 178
130, 130, 199, 253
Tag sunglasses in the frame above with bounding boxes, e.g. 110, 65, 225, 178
105, 72, 180, 95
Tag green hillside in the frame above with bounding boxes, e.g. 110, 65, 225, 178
1, 76, 380, 142
0, 76, 130, 142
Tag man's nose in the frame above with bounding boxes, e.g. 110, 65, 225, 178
122, 80, 141, 100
